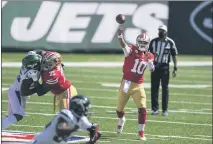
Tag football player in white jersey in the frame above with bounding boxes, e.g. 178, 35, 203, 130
2, 51, 42, 129
31, 94, 102, 144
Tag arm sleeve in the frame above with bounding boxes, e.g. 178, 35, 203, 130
20, 79, 37, 96
78, 116, 92, 131
33, 81, 51, 96
170, 40, 178, 56
122, 45, 132, 57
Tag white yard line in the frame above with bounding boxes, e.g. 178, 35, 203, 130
101, 131, 212, 141
88, 96, 212, 106
90, 96, 212, 107
2, 110, 212, 126
193, 135, 212, 138
201, 108, 212, 111
170, 79, 212, 84
106, 109, 212, 115
91, 116, 212, 126
2, 67, 211, 75
2, 70, 212, 79
1, 99, 212, 114
2, 84, 212, 97
2, 62, 212, 67
2, 73, 211, 82
102, 82, 211, 89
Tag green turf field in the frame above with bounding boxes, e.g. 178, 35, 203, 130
1, 53, 212, 144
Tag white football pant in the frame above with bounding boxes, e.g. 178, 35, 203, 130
2, 87, 29, 129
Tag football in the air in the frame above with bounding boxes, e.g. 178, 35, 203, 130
116, 14, 126, 24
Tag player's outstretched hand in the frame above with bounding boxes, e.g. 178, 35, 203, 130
86, 124, 102, 144
117, 27, 124, 36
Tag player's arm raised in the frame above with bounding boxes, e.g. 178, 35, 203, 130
117, 27, 131, 57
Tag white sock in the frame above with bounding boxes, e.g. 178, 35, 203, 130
2, 114, 17, 130
139, 124, 145, 131
118, 117, 125, 125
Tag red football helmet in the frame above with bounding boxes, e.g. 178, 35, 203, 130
41, 51, 62, 71
136, 33, 150, 51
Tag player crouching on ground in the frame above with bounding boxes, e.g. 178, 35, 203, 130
116, 27, 155, 140
29, 51, 78, 112
31, 94, 102, 144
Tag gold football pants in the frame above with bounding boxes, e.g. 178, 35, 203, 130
54, 85, 78, 112
117, 79, 146, 112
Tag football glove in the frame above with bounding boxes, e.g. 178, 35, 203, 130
27, 70, 39, 81
86, 123, 102, 144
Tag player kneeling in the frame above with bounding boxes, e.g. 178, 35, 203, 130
31, 94, 102, 144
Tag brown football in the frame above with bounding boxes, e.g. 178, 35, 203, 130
116, 14, 126, 24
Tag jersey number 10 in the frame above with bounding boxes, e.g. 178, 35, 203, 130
131, 59, 146, 74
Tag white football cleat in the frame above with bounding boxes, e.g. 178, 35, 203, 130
151, 110, 159, 115
116, 117, 126, 133
138, 131, 146, 141
162, 111, 168, 116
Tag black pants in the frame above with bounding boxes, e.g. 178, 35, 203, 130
151, 68, 170, 112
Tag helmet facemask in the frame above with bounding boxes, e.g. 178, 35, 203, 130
41, 53, 62, 72
41, 58, 56, 72
136, 34, 150, 51
26, 62, 39, 70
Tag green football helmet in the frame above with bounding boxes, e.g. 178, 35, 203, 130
22, 54, 42, 70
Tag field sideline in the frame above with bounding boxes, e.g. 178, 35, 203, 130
1, 53, 212, 144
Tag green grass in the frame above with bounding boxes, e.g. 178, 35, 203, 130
1, 53, 212, 144
2, 52, 212, 62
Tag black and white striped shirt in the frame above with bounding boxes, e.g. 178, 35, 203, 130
149, 37, 178, 68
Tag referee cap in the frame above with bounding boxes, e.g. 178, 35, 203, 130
158, 25, 167, 32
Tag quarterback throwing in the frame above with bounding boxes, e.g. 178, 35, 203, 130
116, 27, 155, 140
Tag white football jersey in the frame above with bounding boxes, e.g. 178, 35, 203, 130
31, 109, 92, 144
9, 66, 38, 91
9, 51, 40, 91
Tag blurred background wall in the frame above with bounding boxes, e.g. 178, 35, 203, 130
1, 1, 212, 55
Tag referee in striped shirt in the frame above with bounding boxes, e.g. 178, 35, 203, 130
149, 25, 178, 116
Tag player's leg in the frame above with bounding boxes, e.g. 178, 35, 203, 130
116, 79, 130, 133
2, 97, 16, 130
131, 83, 146, 140
59, 84, 77, 111
2, 88, 25, 129
55, 87, 72, 111
8, 101, 12, 115
70, 84, 78, 97
151, 69, 161, 115
161, 69, 170, 116
30, 130, 52, 144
